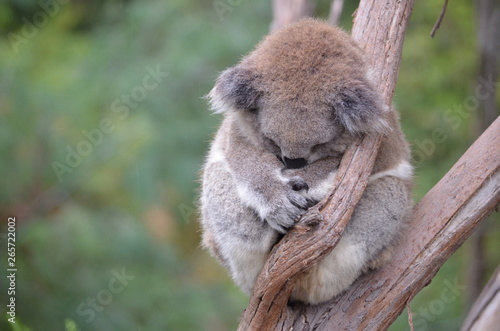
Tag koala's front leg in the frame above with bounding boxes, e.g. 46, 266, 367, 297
201, 159, 279, 294
235, 170, 313, 233
222, 119, 313, 233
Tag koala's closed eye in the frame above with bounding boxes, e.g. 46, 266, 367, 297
311, 142, 330, 153
263, 136, 282, 157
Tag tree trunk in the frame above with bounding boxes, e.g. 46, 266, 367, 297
461, 266, 500, 331
467, 0, 500, 306
328, 0, 344, 26
270, 0, 313, 32
474, 0, 500, 132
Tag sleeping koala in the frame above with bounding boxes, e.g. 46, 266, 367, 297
199, 18, 413, 304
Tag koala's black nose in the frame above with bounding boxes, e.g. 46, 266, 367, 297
283, 157, 308, 169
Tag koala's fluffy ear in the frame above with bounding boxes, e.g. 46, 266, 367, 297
206, 66, 261, 113
330, 85, 389, 134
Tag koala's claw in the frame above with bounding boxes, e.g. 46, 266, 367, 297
299, 210, 323, 227
266, 212, 298, 233
258, 176, 317, 233
290, 199, 307, 210
289, 176, 309, 192
305, 198, 319, 208
264, 195, 308, 233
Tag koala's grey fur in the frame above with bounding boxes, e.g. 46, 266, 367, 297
199, 19, 413, 304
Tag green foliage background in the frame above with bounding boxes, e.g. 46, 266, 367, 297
0, 0, 498, 330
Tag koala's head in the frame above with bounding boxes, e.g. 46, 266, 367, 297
207, 19, 388, 169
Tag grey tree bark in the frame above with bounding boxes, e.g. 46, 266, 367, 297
462, 266, 500, 331
270, 0, 313, 32
328, 0, 344, 26
467, 0, 500, 306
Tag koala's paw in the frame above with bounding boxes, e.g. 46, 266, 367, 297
264, 176, 316, 233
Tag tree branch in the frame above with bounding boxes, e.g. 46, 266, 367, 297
351, 0, 415, 102
430, 0, 450, 37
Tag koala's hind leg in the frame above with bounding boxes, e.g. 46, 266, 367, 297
200, 161, 279, 295
290, 176, 412, 304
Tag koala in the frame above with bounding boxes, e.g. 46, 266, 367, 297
199, 19, 413, 304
